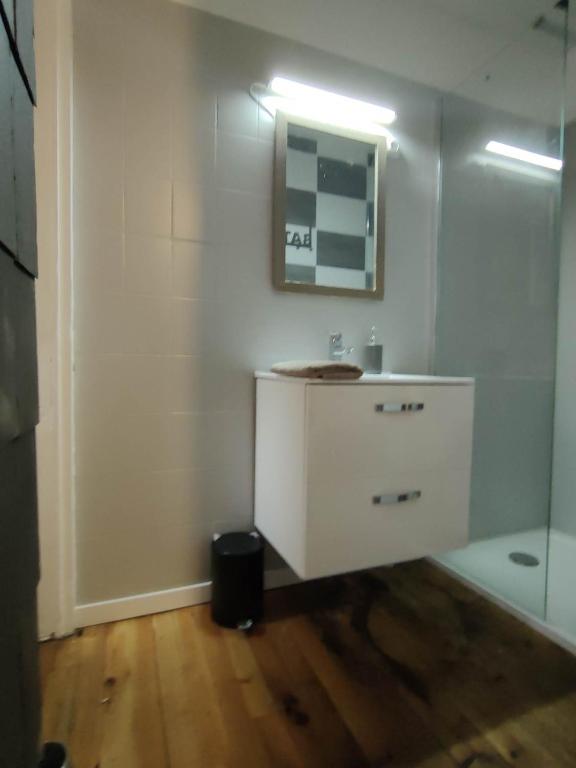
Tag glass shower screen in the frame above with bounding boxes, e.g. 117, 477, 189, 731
434, 5, 567, 619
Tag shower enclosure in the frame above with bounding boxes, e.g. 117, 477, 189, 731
435, 1, 576, 647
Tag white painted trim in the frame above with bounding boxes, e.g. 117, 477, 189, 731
58, 0, 76, 639
433, 558, 576, 657
74, 582, 213, 628
34, 0, 75, 640
73, 568, 298, 628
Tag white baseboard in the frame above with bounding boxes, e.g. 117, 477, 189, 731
73, 581, 212, 628
73, 567, 299, 629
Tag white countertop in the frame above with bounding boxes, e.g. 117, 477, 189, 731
255, 371, 475, 386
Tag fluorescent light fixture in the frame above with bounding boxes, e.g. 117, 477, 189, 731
485, 141, 562, 172
260, 94, 395, 141
269, 76, 397, 126
250, 78, 397, 145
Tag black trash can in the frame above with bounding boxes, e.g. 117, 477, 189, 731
211, 531, 264, 629
39, 743, 69, 767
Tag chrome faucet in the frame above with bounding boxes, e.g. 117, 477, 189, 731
329, 332, 354, 361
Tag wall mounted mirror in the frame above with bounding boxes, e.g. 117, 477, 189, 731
273, 114, 386, 299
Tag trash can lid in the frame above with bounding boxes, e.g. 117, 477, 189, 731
213, 531, 263, 556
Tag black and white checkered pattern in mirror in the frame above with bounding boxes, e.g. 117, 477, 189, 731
284, 125, 375, 290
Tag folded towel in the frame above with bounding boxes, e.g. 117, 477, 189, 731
271, 360, 363, 380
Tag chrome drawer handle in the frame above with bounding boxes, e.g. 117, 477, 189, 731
373, 491, 422, 505
375, 402, 424, 413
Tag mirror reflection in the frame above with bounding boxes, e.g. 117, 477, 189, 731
275, 118, 385, 298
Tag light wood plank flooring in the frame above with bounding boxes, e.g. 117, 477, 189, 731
40, 560, 576, 767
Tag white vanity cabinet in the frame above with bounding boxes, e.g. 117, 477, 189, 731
254, 372, 474, 580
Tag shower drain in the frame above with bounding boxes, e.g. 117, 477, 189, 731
509, 552, 540, 567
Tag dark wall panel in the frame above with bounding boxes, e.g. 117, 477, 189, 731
0, 599, 40, 768
0, 433, 39, 606
0, 0, 14, 32
0, 2, 39, 763
0, 0, 37, 275
13, 74, 37, 275
0, 434, 40, 768
0, 250, 39, 443
15, 0, 35, 99
0, 28, 17, 256
0, 1, 35, 102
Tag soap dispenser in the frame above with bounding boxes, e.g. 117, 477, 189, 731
364, 326, 383, 373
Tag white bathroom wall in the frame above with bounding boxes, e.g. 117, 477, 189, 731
72, 0, 441, 604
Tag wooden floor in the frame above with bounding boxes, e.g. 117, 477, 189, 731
40, 561, 576, 768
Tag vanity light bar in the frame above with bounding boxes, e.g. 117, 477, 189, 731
260, 94, 395, 140
269, 77, 397, 126
485, 141, 563, 171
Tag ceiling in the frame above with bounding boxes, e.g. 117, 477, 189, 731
425, 0, 563, 36
174, 0, 573, 124
426, 0, 572, 123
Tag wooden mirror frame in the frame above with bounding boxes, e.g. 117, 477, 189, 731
272, 112, 386, 300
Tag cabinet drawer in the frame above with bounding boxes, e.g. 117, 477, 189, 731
305, 469, 470, 579
307, 384, 473, 480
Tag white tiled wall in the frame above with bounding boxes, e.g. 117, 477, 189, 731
72, 0, 441, 603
